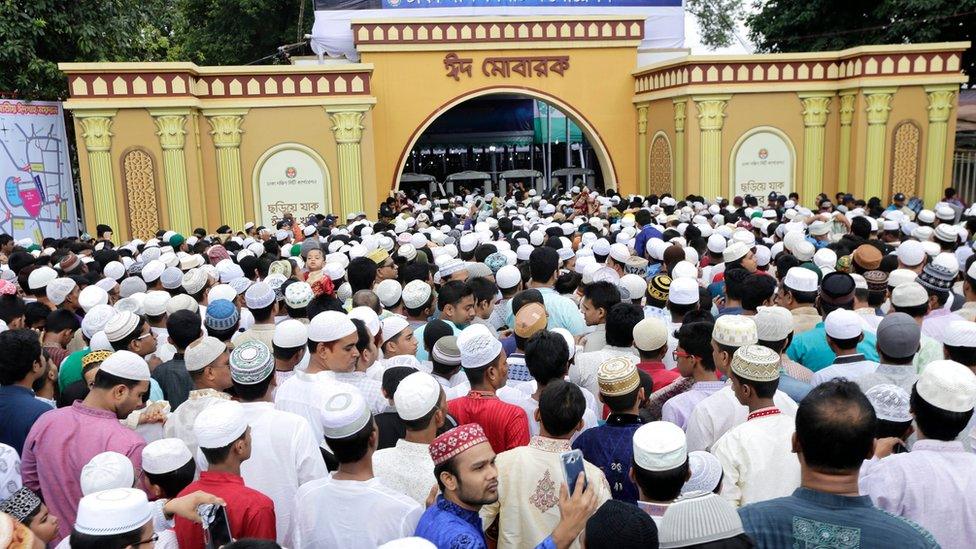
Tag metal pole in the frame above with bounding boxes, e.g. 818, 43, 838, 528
546, 103, 552, 192
565, 115, 571, 168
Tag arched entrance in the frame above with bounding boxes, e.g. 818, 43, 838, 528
391, 87, 616, 194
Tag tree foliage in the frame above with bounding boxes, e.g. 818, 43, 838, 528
747, 0, 976, 84
687, 0, 748, 49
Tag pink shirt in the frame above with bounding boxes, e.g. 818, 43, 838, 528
21, 401, 147, 543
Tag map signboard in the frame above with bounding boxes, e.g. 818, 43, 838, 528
0, 100, 78, 241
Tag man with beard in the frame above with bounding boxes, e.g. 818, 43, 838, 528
21, 350, 152, 544
415, 423, 599, 549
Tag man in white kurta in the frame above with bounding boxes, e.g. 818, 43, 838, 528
228, 340, 328, 547
163, 337, 232, 455
711, 345, 800, 507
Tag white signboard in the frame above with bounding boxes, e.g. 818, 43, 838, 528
731, 128, 794, 199
0, 100, 78, 241
254, 145, 331, 228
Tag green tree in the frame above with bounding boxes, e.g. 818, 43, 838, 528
747, 0, 976, 84
177, 0, 312, 66
0, 0, 182, 100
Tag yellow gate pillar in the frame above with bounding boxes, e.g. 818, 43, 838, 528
327, 107, 370, 218
799, 93, 833, 208
150, 108, 192, 234
674, 100, 686, 198
637, 105, 648, 195
204, 109, 248, 231
694, 96, 730, 199
837, 91, 857, 195
76, 110, 120, 235
923, 85, 957, 206
863, 88, 896, 201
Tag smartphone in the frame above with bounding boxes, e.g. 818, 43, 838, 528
199, 503, 233, 549
560, 449, 588, 494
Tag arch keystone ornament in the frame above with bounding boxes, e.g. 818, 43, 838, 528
863, 88, 896, 201
694, 95, 731, 199
149, 108, 192, 234
76, 110, 120, 235
327, 106, 371, 218
923, 84, 957, 206
204, 109, 248, 231
798, 92, 833, 207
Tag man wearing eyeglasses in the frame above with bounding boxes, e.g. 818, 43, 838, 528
369, 248, 399, 284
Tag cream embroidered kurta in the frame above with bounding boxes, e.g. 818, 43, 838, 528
712, 411, 801, 507
163, 389, 231, 455
480, 436, 611, 549
372, 439, 437, 506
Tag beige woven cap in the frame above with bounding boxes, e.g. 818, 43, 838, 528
712, 315, 758, 347
730, 345, 781, 383
597, 356, 640, 396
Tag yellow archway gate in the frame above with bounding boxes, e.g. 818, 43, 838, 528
354, 16, 644, 196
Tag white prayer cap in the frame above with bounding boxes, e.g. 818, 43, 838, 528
89, 331, 112, 352
753, 306, 793, 342
945, 321, 976, 348
74, 488, 151, 536
813, 248, 837, 271
793, 241, 816, 262
46, 277, 76, 305
285, 281, 314, 309
682, 451, 724, 495
897, 240, 926, 266
394, 372, 442, 421
374, 279, 403, 308
495, 265, 521, 289
591, 238, 611, 256
378, 538, 437, 549
273, 318, 308, 348
99, 350, 150, 382
620, 274, 646, 302
27, 266, 57, 290
143, 291, 169, 317
609, 243, 630, 263
891, 282, 928, 308
166, 294, 198, 315
402, 280, 433, 309
551, 327, 577, 359
721, 242, 748, 264
120, 276, 148, 298
668, 277, 700, 305
103, 261, 126, 281
633, 317, 668, 352
142, 438, 193, 475
78, 285, 109, 312
207, 284, 237, 305
230, 341, 274, 385
80, 304, 113, 339
864, 384, 912, 423
439, 258, 466, 278
712, 315, 757, 347
850, 273, 868, 291
321, 384, 372, 439
349, 306, 380, 337
308, 311, 356, 343
457, 324, 503, 369
916, 360, 976, 413
706, 234, 726, 254
195, 401, 249, 449
141, 260, 165, 284
754, 245, 771, 267
671, 261, 697, 280
80, 452, 134, 495
824, 309, 863, 340
185, 336, 225, 372
95, 277, 119, 293
936, 204, 955, 221
381, 316, 410, 345
784, 267, 818, 293
245, 282, 275, 310
633, 421, 687, 472
104, 311, 140, 343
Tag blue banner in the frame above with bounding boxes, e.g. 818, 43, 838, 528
381, 0, 680, 7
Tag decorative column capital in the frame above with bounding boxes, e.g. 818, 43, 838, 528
149, 108, 190, 151
327, 108, 368, 144
863, 88, 896, 125
203, 109, 248, 149
924, 84, 958, 123
673, 99, 687, 133
76, 110, 117, 152
637, 105, 648, 135
838, 92, 857, 126
798, 93, 833, 127
693, 95, 731, 132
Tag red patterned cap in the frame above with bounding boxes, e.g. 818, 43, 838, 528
429, 423, 489, 465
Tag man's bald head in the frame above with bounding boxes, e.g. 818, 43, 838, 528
795, 379, 876, 474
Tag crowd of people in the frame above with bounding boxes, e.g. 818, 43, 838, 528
1, 184, 976, 548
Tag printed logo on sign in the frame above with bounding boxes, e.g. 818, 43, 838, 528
758, 148, 768, 160
286, 167, 297, 178
388, 0, 400, 6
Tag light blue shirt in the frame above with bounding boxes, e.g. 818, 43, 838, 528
504, 287, 587, 336
413, 320, 463, 362
786, 323, 880, 372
